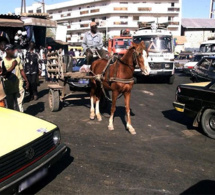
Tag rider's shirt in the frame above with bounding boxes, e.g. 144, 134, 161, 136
82, 31, 103, 52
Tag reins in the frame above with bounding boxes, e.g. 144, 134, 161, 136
92, 48, 139, 101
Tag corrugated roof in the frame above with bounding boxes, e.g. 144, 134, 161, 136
182, 18, 215, 29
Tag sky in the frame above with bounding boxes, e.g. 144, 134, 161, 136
0, 0, 212, 18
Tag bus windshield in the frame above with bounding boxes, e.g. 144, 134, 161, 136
200, 44, 215, 53
114, 38, 132, 49
133, 35, 172, 53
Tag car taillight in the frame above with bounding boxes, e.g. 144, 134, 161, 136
188, 66, 193, 69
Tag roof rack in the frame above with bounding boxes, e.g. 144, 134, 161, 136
138, 22, 169, 31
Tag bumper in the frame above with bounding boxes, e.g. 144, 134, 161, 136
134, 69, 173, 76
173, 101, 185, 112
0, 144, 67, 194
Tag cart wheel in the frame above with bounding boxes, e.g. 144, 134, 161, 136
49, 89, 60, 112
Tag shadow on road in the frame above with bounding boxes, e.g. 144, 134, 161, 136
21, 148, 74, 195
162, 109, 194, 129
181, 180, 215, 195
25, 102, 45, 116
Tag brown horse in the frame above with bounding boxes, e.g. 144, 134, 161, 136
89, 41, 148, 135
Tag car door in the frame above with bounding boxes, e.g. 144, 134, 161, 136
195, 58, 212, 81
208, 59, 215, 80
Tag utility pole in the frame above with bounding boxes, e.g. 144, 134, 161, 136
21, 0, 26, 14
210, 0, 215, 18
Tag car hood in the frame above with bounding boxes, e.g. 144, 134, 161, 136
0, 108, 57, 157
182, 82, 211, 87
184, 62, 197, 68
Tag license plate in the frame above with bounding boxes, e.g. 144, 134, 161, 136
150, 70, 158, 75
18, 168, 48, 193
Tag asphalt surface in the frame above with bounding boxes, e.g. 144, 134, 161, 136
22, 73, 215, 195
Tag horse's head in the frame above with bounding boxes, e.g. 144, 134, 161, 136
131, 41, 150, 75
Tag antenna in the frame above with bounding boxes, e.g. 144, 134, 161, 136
21, 0, 26, 14
210, 0, 215, 18
35, 0, 45, 13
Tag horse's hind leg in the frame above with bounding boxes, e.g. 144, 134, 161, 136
108, 90, 119, 131
124, 91, 136, 135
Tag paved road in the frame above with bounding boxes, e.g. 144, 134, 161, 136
22, 73, 215, 195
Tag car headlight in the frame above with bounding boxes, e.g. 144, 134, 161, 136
53, 130, 61, 145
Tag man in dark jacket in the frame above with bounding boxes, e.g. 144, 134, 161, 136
24, 42, 39, 100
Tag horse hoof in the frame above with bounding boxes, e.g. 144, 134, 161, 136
90, 115, 95, 120
97, 117, 102, 122
129, 130, 136, 135
108, 126, 114, 131
127, 125, 136, 135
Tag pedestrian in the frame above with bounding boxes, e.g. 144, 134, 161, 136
24, 42, 39, 101
40, 52, 48, 82
2, 44, 19, 110
14, 49, 29, 112
75, 48, 79, 57
69, 48, 75, 57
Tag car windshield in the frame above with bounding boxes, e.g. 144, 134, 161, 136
200, 44, 215, 52
115, 38, 132, 49
192, 55, 203, 62
133, 35, 172, 53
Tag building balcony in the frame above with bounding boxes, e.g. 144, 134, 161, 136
50, 5, 180, 21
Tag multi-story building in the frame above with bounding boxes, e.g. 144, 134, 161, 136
15, 0, 182, 46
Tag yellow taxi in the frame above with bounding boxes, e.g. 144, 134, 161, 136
0, 107, 67, 194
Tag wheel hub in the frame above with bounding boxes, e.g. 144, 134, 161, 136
209, 116, 215, 130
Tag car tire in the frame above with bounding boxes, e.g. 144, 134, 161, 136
133, 77, 137, 84
49, 89, 60, 112
201, 109, 215, 139
168, 75, 175, 84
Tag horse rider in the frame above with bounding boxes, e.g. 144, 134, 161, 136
82, 21, 106, 66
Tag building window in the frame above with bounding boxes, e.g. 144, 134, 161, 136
102, 16, 107, 20
91, 9, 100, 13
58, 10, 62, 13
79, 7, 81, 10
80, 10, 89, 15
168, 16, 172, 21
133, 16, 139, 21
120, 2, 128, 4
114, 7, 128, 11
80, 24, 89, 28
168, 7, 180, 11
114, 21, 128, 25
120, 16, 128, 19
68, 8, 72, 11
171, 3, 175, 7
79, 19, 82, 22
28, 10, 33, 13
36, 9, 42, 13
49, 12, 53, 14
138, 7, 152, 11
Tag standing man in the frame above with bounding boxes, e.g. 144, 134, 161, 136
2, 44, 19, 110
24, 42, 39, 101
14, 53, 29, 112
82, 21, 106, 65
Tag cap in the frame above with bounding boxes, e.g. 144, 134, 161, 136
90, 22, 97, 27
5, 44, 15, 51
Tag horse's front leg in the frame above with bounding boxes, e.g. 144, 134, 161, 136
90, 84, 96, 120
124, 91, 136, 135
108, 90, 119, 131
